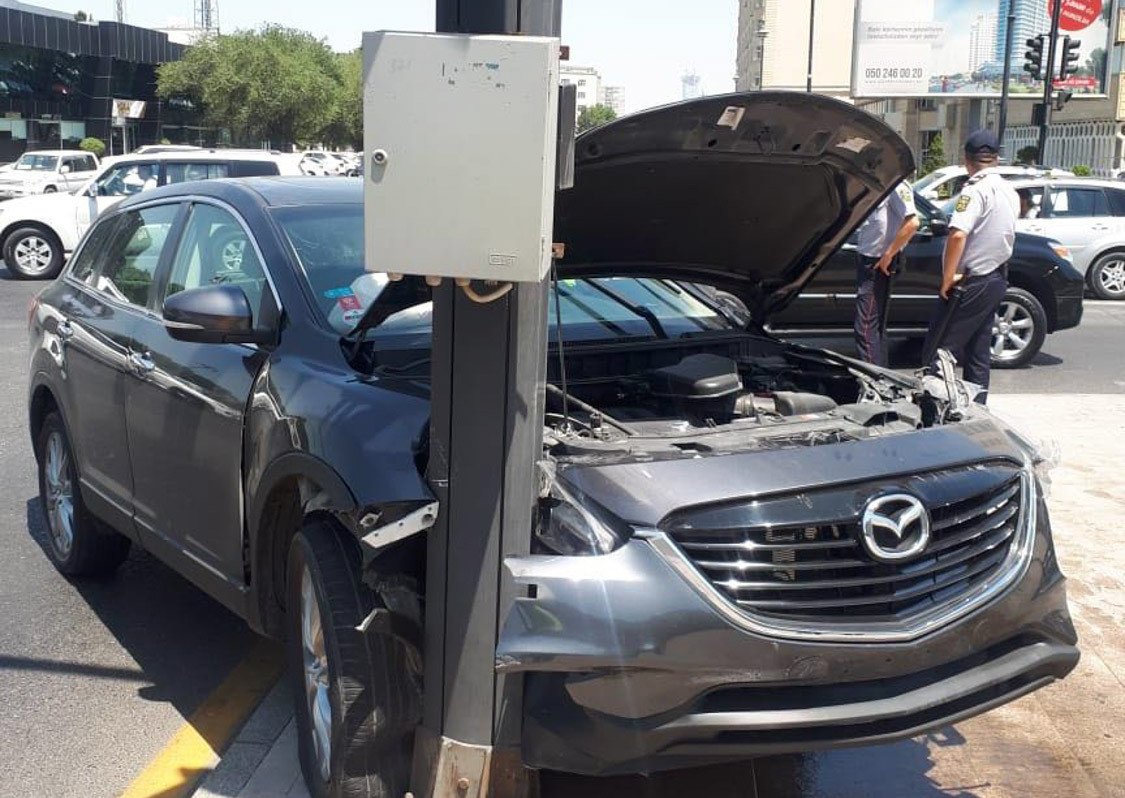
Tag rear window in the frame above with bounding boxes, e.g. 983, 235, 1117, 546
230, 160, 281, 177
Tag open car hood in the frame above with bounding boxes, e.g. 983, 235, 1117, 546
554, 92, 914, 319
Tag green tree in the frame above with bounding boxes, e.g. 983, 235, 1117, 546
321, 50, 363, 150
1072, 164, 1092, 176
577, 104, 617, 133
1085, 47, 1106, 83
157, 25, 343, 148
79, 137, 105, 157
920, 133, 945, 176
1016, 145, 1039, 165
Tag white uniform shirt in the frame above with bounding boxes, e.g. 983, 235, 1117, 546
948, 169, 1020, 277
855, 181, 917, 258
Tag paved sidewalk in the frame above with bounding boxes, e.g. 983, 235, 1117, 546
192, 393, 1125, 798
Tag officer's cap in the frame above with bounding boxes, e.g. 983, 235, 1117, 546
964, 129, 1000, 157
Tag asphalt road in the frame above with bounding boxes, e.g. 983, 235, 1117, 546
0, 262, 1119, 797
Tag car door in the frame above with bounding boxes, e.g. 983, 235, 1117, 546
1025, 185, 1111, 263
54, 203, 182, 533
767, 236, 857, 329
887, 196, 947, 328
125, 200, 276, 590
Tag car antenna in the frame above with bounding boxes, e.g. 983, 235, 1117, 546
551, 259, 572, 432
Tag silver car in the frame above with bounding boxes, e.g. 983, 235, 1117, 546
1008, 177, 1125, 300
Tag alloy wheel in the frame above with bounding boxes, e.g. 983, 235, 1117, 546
43, 430, 75, 560
1096, 258, 1125, 298
13, 236, 55, 275
301, 567, 332, 782
991, 301, 1035, 363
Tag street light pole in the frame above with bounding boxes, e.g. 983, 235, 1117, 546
997, 0, 1016, 159
757, 29, 768, 90
806, 0, 815, 92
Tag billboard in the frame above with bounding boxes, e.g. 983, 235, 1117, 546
851, 0, 1113, 98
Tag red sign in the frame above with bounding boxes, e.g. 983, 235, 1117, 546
1048, 0, 1102, 32
1053, 75, 1098, 88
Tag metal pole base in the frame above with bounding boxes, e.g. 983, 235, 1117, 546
410, 726, 539, 798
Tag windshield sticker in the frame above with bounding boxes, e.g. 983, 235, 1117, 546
337, 295, 362, 311
716, 106, 745, 129
342, 309, 363, 326
324, 286, 355, 300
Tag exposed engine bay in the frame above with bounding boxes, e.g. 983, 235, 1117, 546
544, 333, 969, 462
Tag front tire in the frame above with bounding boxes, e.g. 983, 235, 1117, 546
35, 412, 130, 576
1088, 252, 1125, 300
286, 519, 421, 798
990, 287, 1046, 369
5, 226, 63, 279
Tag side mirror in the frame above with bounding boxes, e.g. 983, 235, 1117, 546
60, 164, 71, 174
929, 217, 950, 237
163, 285, 271, 345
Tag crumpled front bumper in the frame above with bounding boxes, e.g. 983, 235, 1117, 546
496, 494, 1078, 776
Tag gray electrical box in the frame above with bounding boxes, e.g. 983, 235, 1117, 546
362, 31, 560, 283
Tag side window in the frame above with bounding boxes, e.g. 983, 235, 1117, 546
1107, 189, 1125, 216
164, 162, 231, 185
94, 162, 160, 197
164, 203, 270, 325
91, 204, 180, 308
1047, 188, 1110, 218
1017, 187, 1044, 219
68, 216, 119, 283
229, 160, 280, 177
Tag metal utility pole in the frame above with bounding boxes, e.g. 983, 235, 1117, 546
997, 0, 1016, 158
806, 0, 815, 92
1037, 0, 1064, 164
114, 0, 124, 23
420, 1, 561, 796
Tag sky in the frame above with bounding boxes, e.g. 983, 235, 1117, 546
79, 0, 739, 113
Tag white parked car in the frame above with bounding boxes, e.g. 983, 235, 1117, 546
0, 150, 99, 198
0, 150, 284, 279
914, 164, 1072, 202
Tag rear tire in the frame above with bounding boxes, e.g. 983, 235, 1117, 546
35, 412, 130, 576
1088, 252, 1125, 300
4, 226, 64, 279
990, 287, 1046, 369
286, 519, 421, 798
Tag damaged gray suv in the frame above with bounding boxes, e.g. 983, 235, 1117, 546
29, 93, 1078, 797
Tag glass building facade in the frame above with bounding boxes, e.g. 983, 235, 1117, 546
0, 2, 208, 161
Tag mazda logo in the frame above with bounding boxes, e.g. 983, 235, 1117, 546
861, 493, 931, 562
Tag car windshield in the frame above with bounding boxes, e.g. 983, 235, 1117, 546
270, 204, 734, 344
912, 171, 948, 192
13, 154, 57, 171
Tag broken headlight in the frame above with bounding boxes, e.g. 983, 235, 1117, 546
536, 482, 627, 556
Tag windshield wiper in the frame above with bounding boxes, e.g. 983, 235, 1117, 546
587, 279, 667, 339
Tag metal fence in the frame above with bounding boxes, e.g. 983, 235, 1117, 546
1004, 120, 1124, 176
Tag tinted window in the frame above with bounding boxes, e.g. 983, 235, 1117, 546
1048, 187, 1110, 218
164, 203, 270, 325
164, 162, 230, 185
68, 217, 119, 283
230, 160, 281, 177
1017, 187, 1045, 219
271, 204, 365, 324
94, 162, 159, 197
70, 155, 96, 172
1107, 188, 1125, 216
91, 204, 180, 308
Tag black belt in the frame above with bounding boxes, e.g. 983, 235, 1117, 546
961, 265, 1008, 284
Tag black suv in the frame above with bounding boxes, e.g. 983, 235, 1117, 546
28, 94, 1077, 797
769, 195, 1085, 368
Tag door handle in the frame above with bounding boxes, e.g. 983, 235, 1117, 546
56, 319, 74, 340
128, 351, 155, 375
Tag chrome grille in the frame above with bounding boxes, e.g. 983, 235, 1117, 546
664, 466, 1026, 624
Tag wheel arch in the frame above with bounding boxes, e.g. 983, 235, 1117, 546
248, 452, 357, 638
1006, 268, 1056, 332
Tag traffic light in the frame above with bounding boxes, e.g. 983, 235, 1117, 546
1060, 36, 1080, 80
1023, 35, 1044, 80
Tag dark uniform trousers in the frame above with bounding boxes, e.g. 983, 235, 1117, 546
922, 268, 1008, 402
854, 256, 890, 367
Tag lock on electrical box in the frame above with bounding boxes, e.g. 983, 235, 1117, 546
362, 31, 561, 283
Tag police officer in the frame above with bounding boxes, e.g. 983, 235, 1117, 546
922, 129, 1019, 404
854, 181, 918, 366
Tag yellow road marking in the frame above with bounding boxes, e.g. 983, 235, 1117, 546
118, 637, 284, 798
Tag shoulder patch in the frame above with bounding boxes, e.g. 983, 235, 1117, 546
955, 194, 972, 213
